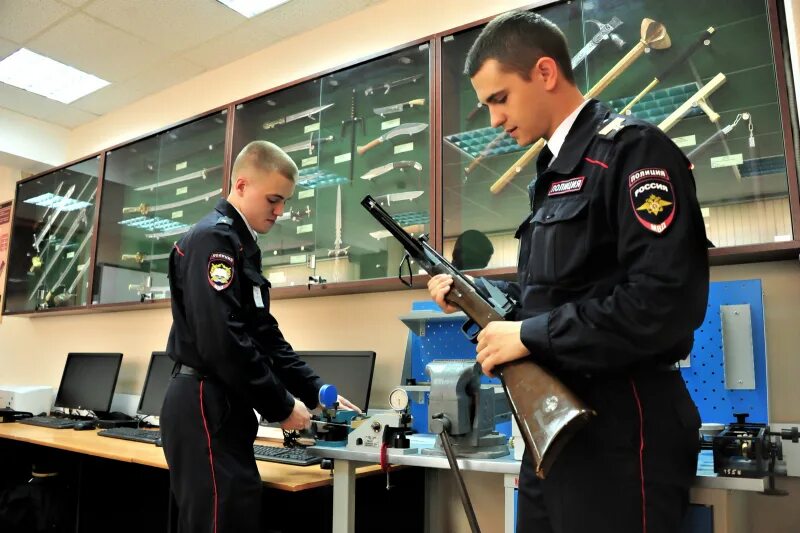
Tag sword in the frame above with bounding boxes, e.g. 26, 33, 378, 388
34, 178, 94, 259
122, 188, 221, 216
359, 161, 423, 181
50, 260, 90, 307
373, 98, 426, 117
373, 190, 424, 206
121, 252, 171, 265
128, 275, 170, 302
32, 184, 76, 252
28, 193, 95, 301
262, 103, 334, 129
357, 122, 428, 155
281, 134, 334, 155
571, 17, 625, 69
364, 73, 424, 96
145, 226, 191, 240
43, 231, 93, 306
134, 164, 222, 192
327, 185, 350, 259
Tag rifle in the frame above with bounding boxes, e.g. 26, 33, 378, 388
361, 195, 594, 478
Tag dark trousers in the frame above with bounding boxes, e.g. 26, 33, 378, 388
161, 374, 262, 533
516, 370, 700, 533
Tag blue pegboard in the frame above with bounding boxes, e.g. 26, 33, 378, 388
682, 279, 768, 424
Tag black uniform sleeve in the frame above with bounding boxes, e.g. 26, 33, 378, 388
183, 226, 296, 422
520, 128, 709, 371
250, 313, 324, 411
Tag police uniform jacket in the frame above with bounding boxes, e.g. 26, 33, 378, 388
494, 99, 709, 374
166, 198, 322, 422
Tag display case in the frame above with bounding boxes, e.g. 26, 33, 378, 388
233, 42, 431, 288
92, 110, 228, 305
441, 0, 797, 269
3, 156, 101, 313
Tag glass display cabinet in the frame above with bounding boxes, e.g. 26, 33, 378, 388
3, 156, 101, 313
92, 110, 228, 305
441, 0, 795, 270
233, 42, 431, 288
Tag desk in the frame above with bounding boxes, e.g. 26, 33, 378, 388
0, 423, 382, 492
309, 436, 768, 533
0, 423, 407, 533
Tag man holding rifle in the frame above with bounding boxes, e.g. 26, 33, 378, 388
428, 11, 708, 533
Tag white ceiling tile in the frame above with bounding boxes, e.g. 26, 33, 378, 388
0, 0, 73, 43
85, 0, 243, 52
0, 84, 98, 128
72, 56, 206, 115
27, 12, 167, 82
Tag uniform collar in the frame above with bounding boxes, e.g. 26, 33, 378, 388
541, 99, 611, 175
228, 202, 258, 241
214, 198, 260, 256
546, 99, 590, 161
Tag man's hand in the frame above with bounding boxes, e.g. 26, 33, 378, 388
427, 274, 460, 314
280, 397, 311, 430
333, 395, 362, 414
476, 321, 530, 377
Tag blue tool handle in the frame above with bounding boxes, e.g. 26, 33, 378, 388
319, 384, 339, 409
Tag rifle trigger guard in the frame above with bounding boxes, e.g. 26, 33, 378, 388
461, 319, 481, 344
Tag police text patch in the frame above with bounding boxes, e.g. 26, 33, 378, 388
548, 176, 585, 196
208, 252, 234, 291
628, 168, 675, 234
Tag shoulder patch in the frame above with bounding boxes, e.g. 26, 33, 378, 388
208, 252, 235, 291
215, 216, 234, 227
628, 168, 676, 234
597, 116, 628, 139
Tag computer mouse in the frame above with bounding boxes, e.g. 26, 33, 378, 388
73, 420, 97, 430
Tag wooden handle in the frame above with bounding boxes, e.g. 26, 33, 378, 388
409, 99, 426, 107
695, 98, 720, 123
357, 138, 382, 155
620, 78, 659, 114
657, 72, 726, 132
489, 138, 546, 194
586, 42, 646, 100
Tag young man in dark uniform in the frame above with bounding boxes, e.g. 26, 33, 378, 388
428, 11, 707, 533
161, 141, 359, 533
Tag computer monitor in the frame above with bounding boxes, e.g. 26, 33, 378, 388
137, 352, 174, 417
54, 353, 123, 415
296, 351, 376, 413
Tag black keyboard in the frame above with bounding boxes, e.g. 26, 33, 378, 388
253, 444, 321, 467
97, 427, 161, 445
18, 416, 79, 429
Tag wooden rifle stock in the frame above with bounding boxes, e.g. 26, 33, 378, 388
441, 273, 595, 478
361, 195, 594, 477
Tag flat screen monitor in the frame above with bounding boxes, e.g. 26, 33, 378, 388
296, 351, 376, 413
54, 353, 123, 414
138, 352, 174, 417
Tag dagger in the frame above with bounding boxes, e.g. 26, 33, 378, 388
357, 122, 428, 155
360, 161, 423, 181
32, 184, 76, 252
281, 134, 334, 154
373, 190, 424, 206
122, 188, 221, 216
364, 74, 424, 96
373, 98, 426, 117
262, 103, 334, 129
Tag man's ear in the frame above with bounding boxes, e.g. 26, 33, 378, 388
534, 57, 559, 90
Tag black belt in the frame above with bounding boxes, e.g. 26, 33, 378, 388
175, 364, 204, 377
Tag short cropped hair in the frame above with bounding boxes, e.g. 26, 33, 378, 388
230, 140, 298, 189
464, 10, 575, 85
